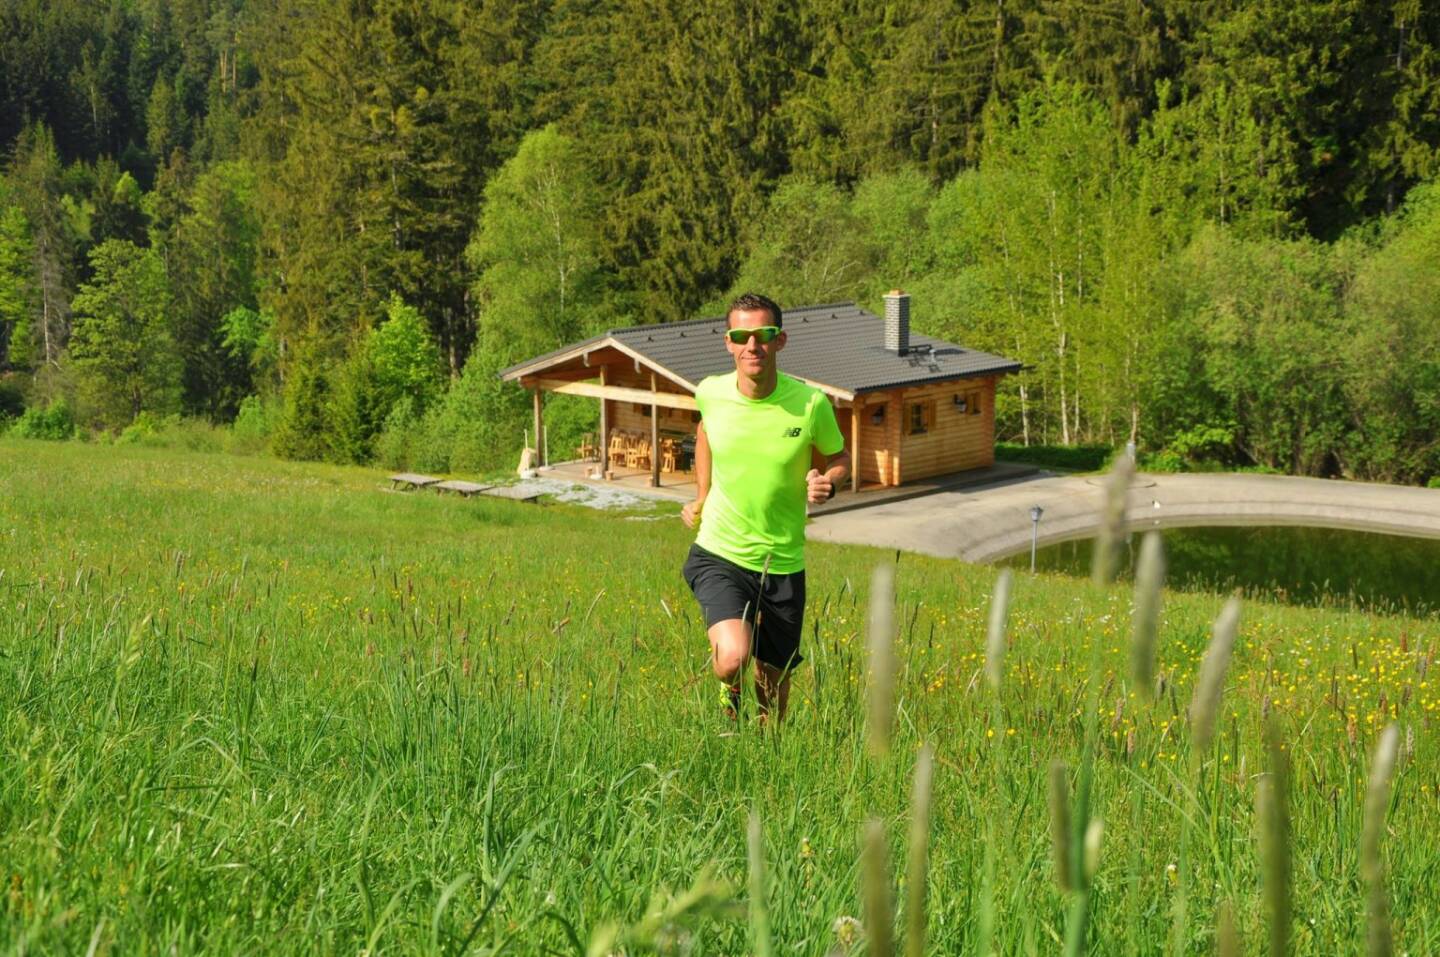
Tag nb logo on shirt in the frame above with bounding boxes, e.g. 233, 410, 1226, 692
782, 427, 802, 438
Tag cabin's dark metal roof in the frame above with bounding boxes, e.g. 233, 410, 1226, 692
499, 301, 1022, 396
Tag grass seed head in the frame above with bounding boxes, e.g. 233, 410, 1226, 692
1217, 901, 1241, 957
1092, 451, 1136, 585
1047, 760, 1074, 894
1082, 818, 1104, 883
1256, 771, 1292, 957
904, 743, 935, 957
867, 562, 897, 758
1189, 596, 1242, 758
748, 807, 773, 957
861, 818, 895, 957
985, 568, 1014, 691
1362, 723, 1401, 957
1131, 531, 1165, 697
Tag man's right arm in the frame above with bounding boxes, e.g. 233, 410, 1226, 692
681, 422, 710, 529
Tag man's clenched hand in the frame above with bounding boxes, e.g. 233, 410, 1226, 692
681, 497, 705, 529
805, 468, 833, 504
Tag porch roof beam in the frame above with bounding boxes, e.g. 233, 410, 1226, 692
533, 377, 698, 411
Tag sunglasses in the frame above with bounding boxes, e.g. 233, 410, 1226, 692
725, 325, 781, 345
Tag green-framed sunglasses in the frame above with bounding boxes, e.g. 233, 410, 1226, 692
725, 325, 781, 345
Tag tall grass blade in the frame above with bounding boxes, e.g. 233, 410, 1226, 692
1362, 724, 1401, 957
1131, 531, 1165, 697
867, 562, 897, 758
1190, 597, 1242, 758
904, 743, 935, 957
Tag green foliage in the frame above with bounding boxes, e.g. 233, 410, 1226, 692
1337, 182, 1440, 484
229, 394, 281, 455
67, 238, 178, 427
467, 125, 608, 362
374, 395, 420, 470
413, 347, 528, 474
0, 202, 36, 369
995, 443, 1113, 473
0, 377, 24, 421
164, 159, 263, 418
9, 397, 75, 440
370, 295, 443, 415
719, 176, 869, 310
220, 306, 277, 382
5, 1, 1440, 485
271, 344, 332, 461
326, 296, 443, 465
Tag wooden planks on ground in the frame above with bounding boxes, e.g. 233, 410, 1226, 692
432, 480, 492, 497
390, 472, 440, 490
480, 485, 543, 503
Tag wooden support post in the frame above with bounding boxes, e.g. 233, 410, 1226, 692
650, 373, 661, 487
532, 389, 544, 467
598, 365, 609, 476
851, 404, 861, 493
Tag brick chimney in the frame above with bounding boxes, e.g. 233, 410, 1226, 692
884, 289, 910, 355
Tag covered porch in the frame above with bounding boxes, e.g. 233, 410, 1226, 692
509, 341, 873, 495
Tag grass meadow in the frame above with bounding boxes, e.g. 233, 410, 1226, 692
2, 439, 1438, 955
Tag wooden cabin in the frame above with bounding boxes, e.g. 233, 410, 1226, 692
498, 291, 1022, 492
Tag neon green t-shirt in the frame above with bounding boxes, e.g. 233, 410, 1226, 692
694, 371, 846, 574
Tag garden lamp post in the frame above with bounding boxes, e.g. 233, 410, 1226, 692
1029, 504, 1044, 573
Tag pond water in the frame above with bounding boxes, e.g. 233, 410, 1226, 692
998, 524, 1440, 617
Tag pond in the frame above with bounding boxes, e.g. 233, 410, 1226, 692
998, 524, 1440, 617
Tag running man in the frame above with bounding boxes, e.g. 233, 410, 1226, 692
681, 292, 850, 723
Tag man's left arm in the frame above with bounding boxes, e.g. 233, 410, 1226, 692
805, 396, 850, 503
806, 449, 851, 503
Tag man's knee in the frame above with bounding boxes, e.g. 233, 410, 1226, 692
709, 621, 750, 681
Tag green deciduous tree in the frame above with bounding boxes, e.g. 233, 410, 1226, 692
468, 125, 609, 364
67, 238, 178, 425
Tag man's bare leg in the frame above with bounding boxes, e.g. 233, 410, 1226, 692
708, 618, 751, 718
754, 661, 791, 723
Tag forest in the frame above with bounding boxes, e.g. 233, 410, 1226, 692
2, 0, 1439, 484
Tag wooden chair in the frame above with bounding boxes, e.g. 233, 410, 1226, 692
609, 431, 629, 469
627, 438, 651, 471
576, 431, 598, 461
659, 439, 677, 473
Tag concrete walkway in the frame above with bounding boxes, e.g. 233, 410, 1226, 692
806, 470, 1440, 563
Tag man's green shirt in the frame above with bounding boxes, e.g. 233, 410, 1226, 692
694, 371, 845, 574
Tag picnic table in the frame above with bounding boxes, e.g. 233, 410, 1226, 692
389, 472, 440, 490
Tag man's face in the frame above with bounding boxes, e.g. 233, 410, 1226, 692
725, 307, 786, 376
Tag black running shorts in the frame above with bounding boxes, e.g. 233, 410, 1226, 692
681, 542, 806, 671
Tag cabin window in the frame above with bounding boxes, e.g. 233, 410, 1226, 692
968, 391, 982, 415
908, 402, 932, 435
870, 405, 885, 425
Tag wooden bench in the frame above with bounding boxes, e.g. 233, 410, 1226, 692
389, 472, 440, 490
432, 480, 492, 497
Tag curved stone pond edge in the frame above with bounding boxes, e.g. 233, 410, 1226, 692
805, 471, 1440, 565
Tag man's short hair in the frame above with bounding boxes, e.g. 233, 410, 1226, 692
726, 292, 782, 328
